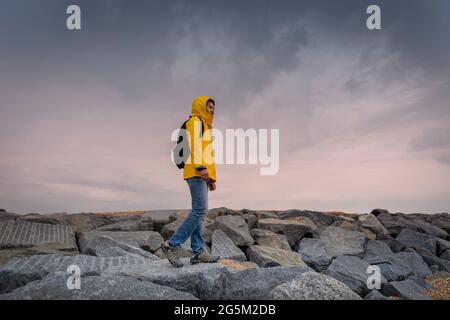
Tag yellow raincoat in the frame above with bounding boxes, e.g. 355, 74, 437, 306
183, 96, 217, 182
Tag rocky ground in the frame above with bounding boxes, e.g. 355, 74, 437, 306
0, 207, 449, 300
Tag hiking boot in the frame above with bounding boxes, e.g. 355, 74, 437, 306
162, 240, 183, 268
190, 249, 220, 265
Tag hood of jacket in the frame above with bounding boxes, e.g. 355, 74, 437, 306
191, 96, 214, 128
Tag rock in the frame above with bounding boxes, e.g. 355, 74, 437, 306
277, 210, 335, 226
430, 265, 440, 273
94, 218, 153, 232
271, 271, 362, 300
209, 207, 242, 219
243, 214, 258, 230
297, 238, 331, 271
356, 214, 389, 238
440, 250, 450, 261
0, 272, 198, 300
382, 279, 432, 300
143, 210, 179, 232
257, 218, 317, 248
0, 243, 78, 267
246, 245, 307, 268
103, 258, 311, 300
0, 254, 151, 294
0, 211, 18, 222
65, 213, 109, 233
211, 230, 246, 262
212, 215, 254, 247
315, 226, 367, 257
0, 220, 77, 251
397, 249, 432, 278
16, 213, 68, 225
364, 290, 390, 300
379, 235, 406, 253
378, 212, 447, 238
436, 238, 450, 257
250, 228, 291, 251
82, 236, 159, 260
78, 231, 162, 253
370, 209, 389, 217
395, 229, 436, 255
324, 255, 386, 296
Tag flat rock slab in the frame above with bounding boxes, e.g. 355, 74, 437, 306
395, 229, 437, 254
377, 213, 447, 238
143, 210, 179, 232
211, 230, 246, 261
271, 271, 362, 300
277, 210, 335, 226
382, 279, 432, 300
103, 258, 311, 299
78, 230, 162, 252
94, 218, 154, 232
0, 220, 77, 251
0, 253, 151, 294
246, 245, 307, 268
257, 218, 317, 247
0, 272, 198, 300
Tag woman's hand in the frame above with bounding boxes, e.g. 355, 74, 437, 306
209, 181, 216, 191
196, 168, 209, 181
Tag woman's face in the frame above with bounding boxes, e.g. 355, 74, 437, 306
206, 101, 215, 115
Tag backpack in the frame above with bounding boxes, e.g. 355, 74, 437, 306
172, 116, 204, 169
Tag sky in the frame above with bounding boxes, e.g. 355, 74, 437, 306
1, 0, 449, 214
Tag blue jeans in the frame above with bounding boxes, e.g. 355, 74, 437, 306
169, 177, 208, 253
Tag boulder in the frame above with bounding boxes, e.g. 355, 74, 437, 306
0, 254, 150, 294
440, 250, 450, 261
243, 214, 258, 230
103, 258, 311, 300
246, 245, 307, 268
211, 229, 246, 261
16, 213, 68, 225
378, 235, 406, 253
0, 272, 198, 300
78, 231, 163, 253
257, 218, 317, 248
324, 255, 386, 296
82, 236, 159, 260
356, 214, 389, 237
382, 279, 432, 300
160, 217, 185, 240
436, 238, 450, 257
277, 210, 335, 226
65, 213, 110, 233
378, 212, 447, 238
94, 217, 154, 232
143, 210, 179, 232
315, 226, 367, 257
0, 211, 18, 222
395, 229, 437, 255
297, 238, 331, 271
250, 228, 291, 251
0, 220, 77, 251
271, 271, 361, 300
370, 209, 389, 217
212, 215, 254, 247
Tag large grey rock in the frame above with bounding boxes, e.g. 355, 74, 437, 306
271, 271, 362, 300
143, 210, 179, 232
0, 220, 77, 251
415, 247, 450, 272
82, 236, 159, 260
95, 217, 154, 232
315, 226, 367, 258
440, 250, 450, 261
356, 214, 389, 238
78, 230, 162, 253
364, 242, 431, 280
395, 229, 436, 254
212, 215, 254, 246
211, 230, 246, 261
0, 272, 197, 300
257, 218, 317, 247
378, 212, 447, 238
379, 235, 406, 253
324, 255, 386, 296
160, 217, 185, 240
0, 254, 151, 294
103, 258, 311, 299
297, 238, 331, 272
382, 279, 432, 300
364, 290, 390, 300
250, 229, 291, 251
277, 210, 335, 227
436, 238, 450, 258
243, 214, 258, 230
246, 245, 307, 268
